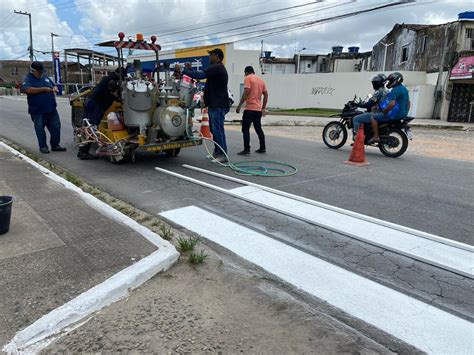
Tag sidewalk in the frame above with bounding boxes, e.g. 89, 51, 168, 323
2, 95, 473, 130
224, 110, 474, 130
0, 144, 177, 352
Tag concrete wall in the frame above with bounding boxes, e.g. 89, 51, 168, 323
229, 71, 429, 114
227, 47, 260, 77
333, 59, 359, 72
407, 85, 436, 118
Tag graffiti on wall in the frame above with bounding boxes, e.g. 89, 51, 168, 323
311, 87, 335, 95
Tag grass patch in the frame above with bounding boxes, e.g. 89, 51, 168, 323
137, 215, 152, 223
176, 236, 199, 253
268, 107, 340, 117
159, 224, 173, 240
62, 171, 83, 187
188, 250, 208, 264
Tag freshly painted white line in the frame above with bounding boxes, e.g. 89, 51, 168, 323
155, 166, 473, 278
1, 143, 179, 353
182, 164, 473, 252
230, 186, 474, 279
160, 206, 474, 355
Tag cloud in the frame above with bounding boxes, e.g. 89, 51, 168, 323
0, 0, 90, 61
1, 0, 471, 61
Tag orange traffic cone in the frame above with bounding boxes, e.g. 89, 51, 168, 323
200, 108, 212, 139
344, 124, 369, 166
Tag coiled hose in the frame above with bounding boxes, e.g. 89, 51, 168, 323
199, 135, 297, 177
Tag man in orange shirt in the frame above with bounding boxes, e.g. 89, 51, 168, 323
236, 66, 268, 155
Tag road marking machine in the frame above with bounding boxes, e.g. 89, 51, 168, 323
70, 32, 202, 163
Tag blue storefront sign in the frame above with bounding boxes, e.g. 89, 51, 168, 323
52, 52, 62, 95
138, 55, 210, 73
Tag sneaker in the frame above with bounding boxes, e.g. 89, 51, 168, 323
211, 155, 228, 164
77, 152, 98, 160
39, 147, 50, 154
255, 148, 266, 154
237, 150, 250, 156
206, 153, 219, 160
51, 145, 67, 152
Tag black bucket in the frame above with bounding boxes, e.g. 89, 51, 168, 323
0, 196, 13, 235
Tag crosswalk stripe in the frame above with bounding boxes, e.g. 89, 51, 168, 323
160, 205, 473, 354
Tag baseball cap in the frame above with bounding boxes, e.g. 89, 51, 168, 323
30, 61, 45, 73
207, 48, 224, 59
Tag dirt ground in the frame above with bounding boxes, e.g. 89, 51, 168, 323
45, 241, 400, 354
225, 125, 474, 161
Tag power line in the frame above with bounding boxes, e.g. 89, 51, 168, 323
1, 0, 421, 60
162, 1, 353, 47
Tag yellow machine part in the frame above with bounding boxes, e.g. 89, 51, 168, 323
100, 128, 129, 143
98, 101, 127, 143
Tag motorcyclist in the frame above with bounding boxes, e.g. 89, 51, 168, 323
369, 72, 410, 144
352, 74, 391, 143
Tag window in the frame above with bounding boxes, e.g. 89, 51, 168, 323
418, 35, 427, 53
276, 64, 286, 74
401, 45, 409, 63
465, 28, 474, 50
307, 63, 311, 69
10, 67, 18, 75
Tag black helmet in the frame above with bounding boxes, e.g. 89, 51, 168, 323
371, 73, 387, 90
386, 72, 403, 88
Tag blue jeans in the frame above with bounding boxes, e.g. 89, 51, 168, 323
353, 112, 389, 133
30, 110, 61, 149
208, 107, 229, 155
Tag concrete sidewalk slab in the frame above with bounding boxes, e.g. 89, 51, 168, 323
0, 145, 178, 352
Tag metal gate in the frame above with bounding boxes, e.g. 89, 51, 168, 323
448, 83, 474, 122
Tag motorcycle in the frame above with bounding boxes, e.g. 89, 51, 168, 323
322, 96, 414, 158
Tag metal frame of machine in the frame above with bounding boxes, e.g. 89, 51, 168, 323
70, 32, 203, 163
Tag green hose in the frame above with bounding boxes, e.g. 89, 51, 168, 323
201, 137, 297, 177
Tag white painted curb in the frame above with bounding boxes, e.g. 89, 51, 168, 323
0, 142, 180, 353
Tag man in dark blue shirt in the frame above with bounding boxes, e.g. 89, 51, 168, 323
177, 48, 230, 164
21, 61, 66, 154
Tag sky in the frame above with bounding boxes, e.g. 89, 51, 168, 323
0, 0, 471, 62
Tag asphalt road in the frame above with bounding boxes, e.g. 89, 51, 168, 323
1, 96, 472, 245
1, 95, 473, 322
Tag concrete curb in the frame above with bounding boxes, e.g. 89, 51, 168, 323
0, 142, 180, 353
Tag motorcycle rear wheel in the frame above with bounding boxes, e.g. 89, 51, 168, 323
378, 128, 408, 158
322, 121, 348, 149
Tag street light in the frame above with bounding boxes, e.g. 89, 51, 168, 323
381, 41, 393, 71
296, 47, 306, 74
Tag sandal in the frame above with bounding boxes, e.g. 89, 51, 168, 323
367, 138, 380, 145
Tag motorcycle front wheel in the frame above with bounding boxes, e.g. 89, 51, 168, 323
378, 128, 408, 158
322, 121, 348, 149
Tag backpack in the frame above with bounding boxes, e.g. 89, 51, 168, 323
378, 91, 399, 119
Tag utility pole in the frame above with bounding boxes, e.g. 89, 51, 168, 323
14, 10, 33, 61
381, 41, 393, 71
296, 47, 306, 74
51, 33, 59, 75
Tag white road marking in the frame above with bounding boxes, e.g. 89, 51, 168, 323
155, 166, 473, 278
1, 143, 179, 353
160, 205, 474, 355
230, 186, 473, 278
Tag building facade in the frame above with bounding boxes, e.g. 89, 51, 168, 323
372, 14, 474, 122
